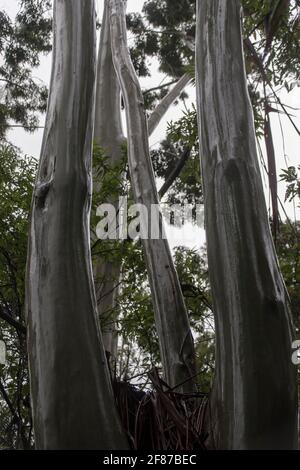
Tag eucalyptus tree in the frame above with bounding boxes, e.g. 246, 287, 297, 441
107, 0, 196, 393
195, 0, 298, 449
0, 0, 52, 138
25, 0, 127, 449
3, 0, 299, 451
94, 1, 193, 369
93, 3, 126, 363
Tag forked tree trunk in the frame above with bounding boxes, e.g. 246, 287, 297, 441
196, 0, 298, 449
25, 0, 127, 450
108, 0, 196, 393
94, 5, 192, 363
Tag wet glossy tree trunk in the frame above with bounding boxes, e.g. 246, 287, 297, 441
195, 0, 298, 449
26, 0, 127, 450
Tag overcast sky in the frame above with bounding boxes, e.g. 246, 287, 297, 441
1, 0, 299, 250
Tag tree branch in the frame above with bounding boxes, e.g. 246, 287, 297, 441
143, 79, 178, 96
244, 37, 300, 137
265, 0, 290, 53
0, 378, 20, 423
148, 73, 191, 136
159, 146, 191, 199
0, 306, 26, 335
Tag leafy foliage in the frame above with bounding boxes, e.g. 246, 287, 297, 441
127, 0, 195, 79
276, 222, 300, 333
280, 165, 300, 203
152, 107, 202, 211
0, 143, 37, 449
0, 0, 52, 137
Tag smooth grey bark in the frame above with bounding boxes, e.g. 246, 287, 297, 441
93, 3, 125, 362
196, 0, 298, 449
108, 0, 196, 393
26, 0, 128, 450
94, 3, 192, 365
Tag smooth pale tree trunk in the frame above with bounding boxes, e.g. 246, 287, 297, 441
108, 0, 196, 393
196, 0, 298, 449
26, 0, 128, 450
94, 3, 192, 365
93, 3, 125, 363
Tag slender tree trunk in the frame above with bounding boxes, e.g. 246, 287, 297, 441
93, 5, 191, 364
108, 0, 196, 393
264, 105, 279, 235
196, 0, 298, 449
93, 3, 125, 363
26, 0, 127, 449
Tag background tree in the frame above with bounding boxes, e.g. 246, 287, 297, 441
0, 0, 52, 137
0, 143, 35, 449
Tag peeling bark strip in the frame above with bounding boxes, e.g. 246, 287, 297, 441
26, 0, 127, 450
196, 0, 298, 449
108, 0, 196, 393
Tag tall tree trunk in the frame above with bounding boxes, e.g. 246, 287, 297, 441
196, 0, 298, 449
93, 3, 125, 363
108, 0, 196, 393
93, 5, 191, 364
25, 0, 128, 450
